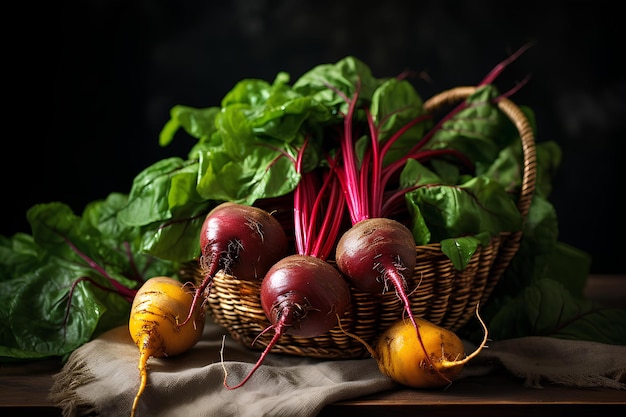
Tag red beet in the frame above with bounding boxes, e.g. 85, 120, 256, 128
182, 202, 288, 326
335, 217, 416, 294
224, 254, 351, 389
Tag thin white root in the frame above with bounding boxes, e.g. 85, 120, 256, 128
220, 335, 228, 385
442, 302, 488, 367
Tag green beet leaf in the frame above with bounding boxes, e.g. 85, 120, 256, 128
487, 278, 626, 344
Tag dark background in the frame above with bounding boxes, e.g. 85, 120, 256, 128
6, 0, 625, 273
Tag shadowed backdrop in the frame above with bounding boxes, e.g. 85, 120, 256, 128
7, 0, 625, 274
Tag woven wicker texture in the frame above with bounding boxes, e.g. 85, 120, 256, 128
183, 86, 537, 359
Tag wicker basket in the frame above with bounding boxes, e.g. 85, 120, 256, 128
181, 86, 537, 359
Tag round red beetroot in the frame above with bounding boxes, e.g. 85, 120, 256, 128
335, 217, 416, 293
182, 202, 288, 327
261, 254, 351, 338
199, 202, 288, 281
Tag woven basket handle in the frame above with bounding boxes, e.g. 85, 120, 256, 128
423, 86, 537, 220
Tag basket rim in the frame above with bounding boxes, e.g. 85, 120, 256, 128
423, 86, 537, 222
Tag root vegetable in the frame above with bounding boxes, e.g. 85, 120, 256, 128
343, 305, 488, 389
261, 254, 351, 338
223, 254, 351, 390
335, 217, 416, 294
182, 202, 288, 326
128, 276, 206, 417
375, 310, 488, 388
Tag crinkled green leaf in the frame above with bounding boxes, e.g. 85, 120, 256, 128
196, 144, 300, 205
0, 233, 45, 280
138, 201, 211, 262
0, 198, 176, 361
488, 279, 626, 344
3, 258, 131, 360
403, 168, 522, 242
493, 195, 561, 296
440, 232, 491, 271
426, 85, 504, 164
406, 201, 430, 246
117, 157, 197, 227
368, 77, 427, 165
159, 105, 220, 147
533, 140, 563, 199
220, 74, 331, 143
27, 203, 135, 289
292, 55, 382, 113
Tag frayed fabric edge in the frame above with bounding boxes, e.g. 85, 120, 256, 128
469, 336, 626, 391
518, 370, 626, 390
49, 348, 98, 417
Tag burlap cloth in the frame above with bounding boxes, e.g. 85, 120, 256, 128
49, 317, 626, 417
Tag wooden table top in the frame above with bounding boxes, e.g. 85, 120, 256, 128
1, 360, 624, 416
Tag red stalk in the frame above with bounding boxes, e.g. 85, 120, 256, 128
293, 138, 346, 260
